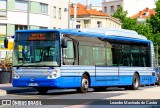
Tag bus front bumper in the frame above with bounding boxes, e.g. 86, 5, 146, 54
12, 77, 81, 88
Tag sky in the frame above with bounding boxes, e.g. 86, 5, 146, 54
72, 0, 102, 6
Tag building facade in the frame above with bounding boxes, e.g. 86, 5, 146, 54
70, 3, 121, 29
102, 0, 123, 16
102, 0, 156, 17
0, 0, 69, 48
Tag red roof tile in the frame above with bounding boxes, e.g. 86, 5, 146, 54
70, 3, 108, 17
131, 7, 156, 19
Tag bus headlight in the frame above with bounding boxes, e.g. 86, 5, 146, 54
12, 70, 20, 79
47, 69, 60, 79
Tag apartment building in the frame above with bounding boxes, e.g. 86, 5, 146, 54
102, 0, 156, 17
0, 0, 69, 47
102, 0, 122, 15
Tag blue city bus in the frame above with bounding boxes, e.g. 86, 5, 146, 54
12, 28, 156, 93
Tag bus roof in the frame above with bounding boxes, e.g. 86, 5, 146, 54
15, 28, 151, 43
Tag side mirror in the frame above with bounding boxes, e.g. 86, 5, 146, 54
4, 37, 8, 48
62, 38, 67, 48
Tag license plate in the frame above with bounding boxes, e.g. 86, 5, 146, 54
28, 83, 38, 86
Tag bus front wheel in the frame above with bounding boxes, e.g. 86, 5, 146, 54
132, 73, 140, 90
35, 87, 48, 94
77, 74, 89, 93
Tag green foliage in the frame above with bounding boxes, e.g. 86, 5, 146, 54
147, 0, 160, 45
155, 0, 160, 16
112, 6, 154, 42
112, 7, 128, 22
132, 23, 153, 41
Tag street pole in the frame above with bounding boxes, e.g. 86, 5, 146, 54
68, 0, 70, 29
27, 0, 30, 30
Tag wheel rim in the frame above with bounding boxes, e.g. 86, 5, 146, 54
82, 78, 89, 90
134, 76, 138, 87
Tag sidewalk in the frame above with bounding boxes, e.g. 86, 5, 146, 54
0, 83, 36, 96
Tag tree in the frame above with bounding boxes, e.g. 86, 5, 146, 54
112, 7, 136, 29
133, 23, 153, 41
112, 6, 153, 42
112, 7, 128, 22
147, 0, 160, 44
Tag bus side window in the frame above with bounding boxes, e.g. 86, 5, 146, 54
63, 41, 75, 65
79, 45, 92, 65
119, 45, 130, 66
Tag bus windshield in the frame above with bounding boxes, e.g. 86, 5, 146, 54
13, 32, 60, 67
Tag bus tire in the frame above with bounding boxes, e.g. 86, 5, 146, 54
125, 73, 139, 90
131, 73, 140, 90
36, 87, 48, 94
77, 74, 89, 93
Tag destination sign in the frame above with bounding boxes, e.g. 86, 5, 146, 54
16, 32, 57, 41
28, 34, 46, 41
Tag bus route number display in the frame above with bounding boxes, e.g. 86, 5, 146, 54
28, 34, 46, 41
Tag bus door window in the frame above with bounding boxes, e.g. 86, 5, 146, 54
63, 41, 75, 65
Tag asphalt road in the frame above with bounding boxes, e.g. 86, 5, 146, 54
0, 86, 160, 108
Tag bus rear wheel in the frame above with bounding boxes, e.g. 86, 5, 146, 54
35, 87, 48, 94
77, 74, 89, 93
125, 73, 139, 90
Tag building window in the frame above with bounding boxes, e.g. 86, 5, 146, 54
111, 6, 114, 12
15, 25, 27, 31
58, 8, 61, 19
97, 21, 102, 28
15, 0, 28, 11
117, 5, 120, 9
53, 6, 56, 18
76, 25, 80, 29
104, 7, 107, 13
76, 21, 81, 29
40, 3, 48, 14
0, 0, 7, 17
84, 20, 89, 28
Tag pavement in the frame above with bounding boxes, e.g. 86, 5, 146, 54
0, 83, 36, 96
